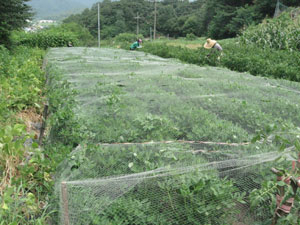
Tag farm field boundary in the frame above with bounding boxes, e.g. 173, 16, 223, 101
45, 47, 300, 224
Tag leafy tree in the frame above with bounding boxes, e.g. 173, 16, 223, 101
62, 0, 300, 39
157, 5, 178, 36
114, 10, 126, 34
226, 5, 258, 35
182, 16, 198, 36
0, 0, 32, 47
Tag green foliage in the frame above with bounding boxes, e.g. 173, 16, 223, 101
15, 30, 78, 49
0, 185, 53, 224
0, 124, 29, 171
250, 123, 300, 224
62, 0, 300, 39
45, 23, 96, 47
0, 44, 62, 224
47, 47, 300, 224
12, 22, 95, 48
46, 68, 83, 147
115, 33, 143, 43
0, 42, 79, 224
241, 9, 300, 50
0, 0, 32, 47
141, 40, 300, 82
134, 114, 182, 141
93, 175, 242, 225
95, 197, 169, 225
185, 33, 197, 41
0, 46, 45, 122
249, 168, 300, 224
58, 143, 245, 225
0, 124, 55, 224
250, 180, 277, 222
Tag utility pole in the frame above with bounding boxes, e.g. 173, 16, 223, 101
98, 3, 101, 48
134, 13, 141, 37
153, 0, 157, 40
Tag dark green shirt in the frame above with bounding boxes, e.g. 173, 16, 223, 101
130, 41, 139, 50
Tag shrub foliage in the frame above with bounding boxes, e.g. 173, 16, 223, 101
240, 10, 300, 51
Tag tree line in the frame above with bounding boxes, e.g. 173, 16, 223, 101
1, 0, 300, 47
0, 0, 32, 46
63, 0, 300, 39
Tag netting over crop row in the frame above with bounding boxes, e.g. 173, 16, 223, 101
45, 48, 300, 224
55, 142, 292, 225
47, 48, 300, 144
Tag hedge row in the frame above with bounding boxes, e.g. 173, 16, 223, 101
142, 42, 300, 82
17, 31, 78, 49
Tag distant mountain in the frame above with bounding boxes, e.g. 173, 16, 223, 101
28, 0, 99, 20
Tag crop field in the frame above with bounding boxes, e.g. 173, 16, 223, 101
47, 47, 300, 143
150, 37, 233, 50
46, 47, 300, 224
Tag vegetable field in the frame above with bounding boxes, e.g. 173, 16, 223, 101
46, 47, 300, 224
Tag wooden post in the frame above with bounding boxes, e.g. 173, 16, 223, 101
61, 181, 70, 225
134, 13, 141, 37
38, 102, 49, 145
154, 0, 157, 40
39, 57, 49, 146
98, 3, 101, 48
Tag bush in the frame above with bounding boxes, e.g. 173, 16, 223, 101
15, 30, 78, 49
240, 9, 300, 51
0, 45, 44, 122
185, 33, 197, 41
50, 23, 96, 46
13, 23, 96, 48
115, 33, 144, 43
141, 41, 300, 82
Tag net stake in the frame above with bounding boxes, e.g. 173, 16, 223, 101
61, 181, 70, 225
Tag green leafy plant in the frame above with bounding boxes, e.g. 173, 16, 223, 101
56, 142, 247, 225
0, 46, 45, 121
15, 30, 78, 49
0, 124, 30, 189
0, 123, 57, 224
0, 185, 54, 224
185, 33, 197, 41
134, 114, 181, 140
141, 40, 300, 81
46, 68, 83, 146
250, 124, 300, 224
115, 33, 144, 43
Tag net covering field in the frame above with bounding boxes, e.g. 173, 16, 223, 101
46, 47, 300, 224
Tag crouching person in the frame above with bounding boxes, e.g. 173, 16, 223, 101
204, 38, 223, 58
130, 39, 142, 50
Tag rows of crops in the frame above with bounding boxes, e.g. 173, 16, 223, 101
46, 47, 300, 224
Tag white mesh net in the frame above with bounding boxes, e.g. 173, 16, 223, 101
45, 47, 300, 224
55, 142, 292, 225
